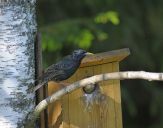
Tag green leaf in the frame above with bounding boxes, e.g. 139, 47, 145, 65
95, 11, 120, 25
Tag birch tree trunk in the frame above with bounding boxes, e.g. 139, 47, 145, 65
0, 1, 36, 127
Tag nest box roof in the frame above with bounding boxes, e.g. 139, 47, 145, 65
80, 48, 130, 68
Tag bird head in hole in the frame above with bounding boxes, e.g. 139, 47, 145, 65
71, 49, 93, 61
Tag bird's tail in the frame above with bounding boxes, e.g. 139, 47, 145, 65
33, 81, 47, 92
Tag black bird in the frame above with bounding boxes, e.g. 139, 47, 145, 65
34, 49, 93, 91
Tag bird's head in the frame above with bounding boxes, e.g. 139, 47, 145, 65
71, 49, 93, 62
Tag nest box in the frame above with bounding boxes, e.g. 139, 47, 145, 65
46, 48, 130, 128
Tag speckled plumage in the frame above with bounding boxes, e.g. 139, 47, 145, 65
34, 49, 88, 91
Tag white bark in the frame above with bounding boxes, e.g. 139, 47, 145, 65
0, 1, 36, 128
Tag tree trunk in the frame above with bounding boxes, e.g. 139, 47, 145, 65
0, 1, 36, 128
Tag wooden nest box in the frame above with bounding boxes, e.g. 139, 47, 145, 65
47, 48, 130, 128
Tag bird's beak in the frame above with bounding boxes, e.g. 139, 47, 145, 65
86, 52, 94, 55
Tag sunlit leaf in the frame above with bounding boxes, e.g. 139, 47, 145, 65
76, 29, 94, 48
95, 11, 120, 25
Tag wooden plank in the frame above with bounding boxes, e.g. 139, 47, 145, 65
80, 48, 130, 68
48, 76, 77, 128
68, 67, 94, 128
112, 62, 123, 128
92, 64, 106, 128
100, 63, 116, 128
48, 82, 62, 128
61, 73, 77, 128
61, 91, 69, 128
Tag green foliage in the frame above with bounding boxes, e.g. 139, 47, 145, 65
68, 29, 94, 48
95, 11, 119, 25
40, 15, 113, 52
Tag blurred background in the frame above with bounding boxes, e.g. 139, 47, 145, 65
37, 0, 163, 128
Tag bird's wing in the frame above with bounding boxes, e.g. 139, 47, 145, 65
44, 56, 74, 75
54, 56, 75, 70
34, 70, 66, 92
44, 55, 72, 72
54, 61, 74, 70
48, 69, 66, 81
34, 56, 75, 91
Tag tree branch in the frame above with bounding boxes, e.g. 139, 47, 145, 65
32, 71, 163, 120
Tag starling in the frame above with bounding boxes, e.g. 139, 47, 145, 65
34, 49, 93, 91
